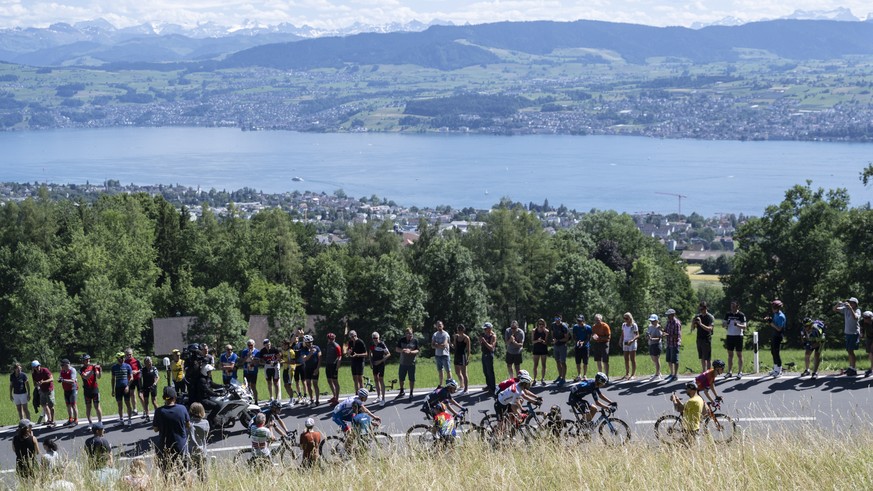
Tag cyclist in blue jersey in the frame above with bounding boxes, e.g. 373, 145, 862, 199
332, 388, 381, 433
421, 379, 465, 419
110, 352, 134, 427
567, 372, 616, 423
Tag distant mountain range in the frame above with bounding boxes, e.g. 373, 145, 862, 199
3, 17, 873, 69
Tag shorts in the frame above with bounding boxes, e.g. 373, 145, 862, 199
13, 393, 29, 406
569, 395, 591, 414
304, 365, 319, 380
435, 355, 451, 372
696, 340, 712, 360
553, 345, 568, 362
574, 345, 590, 366
372, 363, 385, 377
622, 342, 637, 352
265, 368, 279, 380
244, 373, 259, 387
83, 387, 100, 403
332, 412, 353, 432
726, 335, 744, 352
130, 378, 142, 392
648, 344, 662, 357
532, 344, 548, 356
454, 354, 468, 367
846, 334, 860, 351
591, 342, 609, 362
494, 400, 510, 420
399, 364, 416, 383
866, 337, 873, 354
39, 390, 55, 408
144, 385, 157, 399
325, 365, 338, 379
113, 386, 129, 402
64, 389, 77, 405
282, 368, 292, 385
222, 373, 237, 385
294, 365, 305, 382
505, 353, 522, 365
805, 343, 821, 353
351, 361, 364, 377
665, 346, 679, 365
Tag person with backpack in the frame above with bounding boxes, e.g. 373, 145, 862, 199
801, 318, 825, 378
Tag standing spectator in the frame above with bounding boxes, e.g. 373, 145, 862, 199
768, 299, 786, 377
861, 311, 873, 377
664, 309, 682, 382
801, 318, 825, 378
834, 297, 861, 376
324, 333, 343, 406
302, 334, 322, 406
124, 349, 143, 418
58, 359, 78, 426
110, 352, 134, 427
572, 315, 592, 382
220, 344, 238, 385
347, 330, 368, 392
258, 339, 281, 402
9, 362, 31, 420
396, 328, 420, 400
299, 417, 323, 469
280, 339, 295, 405
169, 349, 185, 394
188, 402, 209, 481
12, 418, 38, 481
432, 321, 452, 386
693, 302, 715, 372
369, 331, 390, 405
292, 328, 307, 404
201, 344, 214, 366
84, 422, 118, 484
723, 300, 747, 379
646, 314, 664, 381
239, 339, 260, 404
619, 313, 640, 381
531, 319, 550, 386
479, 323, 497, 395
504, 320, 525, 378
31, 360, 55, 427
79, 354, 102, 429
152, 386, 191, 476
590, 314, 611, 378
141, 357, 159, 423
552, 314, 571, 386
453, 324, 471, 394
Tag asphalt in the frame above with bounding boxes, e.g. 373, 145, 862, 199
3, 371, 873, 480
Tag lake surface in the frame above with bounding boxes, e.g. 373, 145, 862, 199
0, 127, 870, 216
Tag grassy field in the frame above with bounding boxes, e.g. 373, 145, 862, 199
686, 264, 722, 290
2, 342, 865, 426
8, 428, 873, 489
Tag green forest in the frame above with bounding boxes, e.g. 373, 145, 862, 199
0, 176, 871, 367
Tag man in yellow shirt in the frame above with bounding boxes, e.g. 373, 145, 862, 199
671, 381, 704, 443
280, 339, 296, 406
170, 349, 185, 394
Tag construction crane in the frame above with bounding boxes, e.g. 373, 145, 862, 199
655, 192, 688, 215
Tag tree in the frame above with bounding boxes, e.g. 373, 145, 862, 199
417, 238, 488, 336
78, 275, 153, 361
543, 255, 621, 322
186, 282, 248, 349
2, 275, 76, 362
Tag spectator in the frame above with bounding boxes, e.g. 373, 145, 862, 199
324, 333, 343, 406
347, 330, 368, 392
590, 314, 611, 378
369, 331, 390, 405
188, 402, 209, 481
219, 344, 238, 385
110, 352, 134, 427
40, 436, 62, 471
862, 311, 873, 378
258, 339, 281, 402
693, 302, 715, 372
141, 357, 159, 423
9, 362, 31, 420
152, 386, 190, 476
239, 339, 260, 404
531, 319, 550, 386
201, 344, 214, 366
432, 321, 452, 386
619, 313, 640, 381
302, 334, 322, 406
723, 300, 747, 379
280, 339, 295, 405
664, 309, 682, 382
249, 412, 274, 461
79, 354, 102, 429
572, 314, 593, 382
479, 323, 497, 395
169, 349, 185, 394
504, 320, 525, 378
12, 418, 38, 481
120, 459, 151, 491
768, 300, 786, 378
646, 314, 664, 381
801, 318, 824, 378
58, 359, 78, 426
834, 297, 861, 376
396, 327, 420, 400
299, 417, 323, 469
292, 328, 307, 404
84, 422, 118, 484
31, 360, 55, 427
124, 349, 143, 418
552, 314, 571, 386
453, 324, 471, 394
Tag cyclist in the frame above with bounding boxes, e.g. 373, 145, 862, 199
694, 359, 725, 404
567, 372, 616, 423
422, 379, 465, 419
332, 388, 382, 434
79, 355, 102, 429
494, 373, 541, 435
801, 318, 824, 378
495, 369, 530, 394
670, 381, 704, 443
261, 399, 289, 438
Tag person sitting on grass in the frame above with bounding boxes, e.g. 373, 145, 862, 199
299, 417, 323, 469
249, 412, 276, 465
120, 459, 151, 491
671, 381, 704, 444
694, 359, 725, 404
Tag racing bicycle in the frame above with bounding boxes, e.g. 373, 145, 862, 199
654, 399, 737, 444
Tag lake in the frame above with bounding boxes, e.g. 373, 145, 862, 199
0, 127, 870, 216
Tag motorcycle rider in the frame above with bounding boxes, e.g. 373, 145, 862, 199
189, 361, 223, 422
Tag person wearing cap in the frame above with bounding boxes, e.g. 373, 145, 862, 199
110, 352, 134, 426
347, 330, 368, 392
768, 300, 786, 377
590, 314, 611, 378
84, 421, 115, 478
479, 323, 497, 395
671, 381, 704, 442
152, 385, 191, 475
552, 313, 571, 386
572, 315, 592, 382
239, 338, 260, 404
834, 297, 861, 376
79, 355, 102, 429
258, 338, 281, 402
170, 349, 185, 394
324, 332, 343, 405
13, 418, 39, 480
861, 311, 873, 377
299, 417, 323, 468
302, 334, 322, 406
31, 360, 55, 428
664, 309, 682, 382
722, 300, 748, 379
9, 362, 31, 420
692, 302, 715, 372
646, 314, 664, 381
58, 358, 79, 426
220, 344, 239, 385
396, 327, 420, 400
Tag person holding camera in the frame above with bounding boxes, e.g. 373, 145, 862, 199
767, 300, 786, 377
833, 297, 861, 376
693, 302, 715, 372
723, 300, 747, 379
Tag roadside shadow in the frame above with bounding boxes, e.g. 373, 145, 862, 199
116, 436, 157, 458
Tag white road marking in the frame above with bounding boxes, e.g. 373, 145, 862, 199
635, 416, 816, 425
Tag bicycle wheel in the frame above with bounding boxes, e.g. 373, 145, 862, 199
454, 421, 479, 442
232, 447, 253, 465
367, 431, 394, 458
321, 435, 349, 463
405, 424, 434, 449
654, 414, 685, 445
275, 440, 300, 465
521, 412, 549, 439
598, 417, 631, 446
704, 413, 736, 444
564, 420, 593, 443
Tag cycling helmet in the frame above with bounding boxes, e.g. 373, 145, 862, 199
517, 373, 533, 386
445, 379, 459, 390
771, 299, 783, 309
594, 372, 609, 385
713, 360, 725, 369
115, 351, 125, 359
303, 334, 314, 343
269, 399, 282, 410
305, 417, 315, 428
685, 381, 697, 391
357, 388, 369, 399
187, 343, 201, 353
81, 354, 91, 361
517, 369, 530, 379
802, 317, 813, 326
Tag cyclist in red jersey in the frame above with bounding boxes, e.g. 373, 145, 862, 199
694, 359, 725, 404
58, 359, 79, 426
124, 349, 143, 417
79, 354, 103, 429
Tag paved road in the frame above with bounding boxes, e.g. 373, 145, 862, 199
2, 372, 872, 477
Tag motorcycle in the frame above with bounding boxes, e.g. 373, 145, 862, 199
207, 380, 261, 431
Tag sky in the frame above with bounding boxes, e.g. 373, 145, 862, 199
0, 1, 871, 30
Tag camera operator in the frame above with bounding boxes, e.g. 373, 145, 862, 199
692, 302, 715, 372
833, 297, 861, 376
